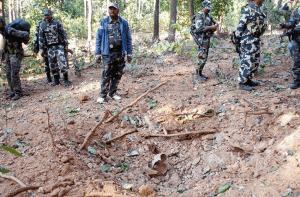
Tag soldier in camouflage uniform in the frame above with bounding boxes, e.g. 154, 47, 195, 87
280, 0, 295, 23
192, 0, 217, 81
95, 2, 133, 103
235, 0, 267, 91
33, 19, 51, 83
39, 9, 70, 86
4, 18, 31, 100
280, 6, 300, 89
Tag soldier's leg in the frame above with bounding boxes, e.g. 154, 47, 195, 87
247, 43, 260, 86
48, 47, 60, 86
5, 55, 14, 97
44, 51, 52, 83
57, 46, 70, 86
100, 56, 113, 98
10, 54, 23, 100
195, 38, 210, 81
238, 42, 258, 91
109, 58, 125, 97
290, 40, 300, 89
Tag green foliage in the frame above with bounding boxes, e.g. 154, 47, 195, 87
0, 145, 23, 157
22, 57, 44, 76
119, 162, 129, 172
0, 167, 10, 174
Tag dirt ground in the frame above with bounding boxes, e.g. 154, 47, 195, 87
0, 36, 300, 197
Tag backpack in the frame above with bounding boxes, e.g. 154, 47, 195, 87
6, 19, 31, 34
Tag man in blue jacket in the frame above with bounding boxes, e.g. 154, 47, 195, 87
95, 2, 133, 103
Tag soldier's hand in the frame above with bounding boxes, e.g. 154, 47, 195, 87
41, 52, 45, 57
127, 55, 132, 63
279, 23, 286, 29
95, 55, 102, 64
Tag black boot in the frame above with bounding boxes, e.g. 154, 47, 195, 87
12, 90, 22, 101
51, 75, 60, 86
63, 73, 71, 87
45, 72, 52, 83
246, 79, 259, 86
8, 87, 15, 98
290, 75, 300, 89
239, 83, 255, 91
195, 70, 208, 81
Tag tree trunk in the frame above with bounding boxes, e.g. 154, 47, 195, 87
88, 0, 93, 55
0, 0, 4, 19
9, 0, 12, 23
84, 0, 87, 18
153, 0, 159, 41
168, 0, 177, 43
188, 0, 194, 24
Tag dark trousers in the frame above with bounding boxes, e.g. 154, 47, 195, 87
100, 52, 125, 97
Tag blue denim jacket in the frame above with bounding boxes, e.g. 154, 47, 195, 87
95, 16, 132, 57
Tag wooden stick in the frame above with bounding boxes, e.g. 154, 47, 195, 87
45, 108, 58, 149
79, 110, 109, 150
4, 186, 40, 197
104, 81, 167, 123
106, 129, 138, 143
0, 173, 26, 187
145, 130, 216, 138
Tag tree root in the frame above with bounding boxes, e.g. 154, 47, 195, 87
0, 173, 26, 187
105, 128, 138, 143
4, 186, 40, 197
104, 81, 167, 123
79, 110, 110, 150
144, 130, 216, 138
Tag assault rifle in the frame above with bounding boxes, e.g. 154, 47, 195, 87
280, 23, 300, 43
229, 30, 241, 59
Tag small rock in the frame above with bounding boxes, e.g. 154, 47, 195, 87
68, 120, 75, 125
139, 185, 156, 196
169, 172, 181, 187
50, 188, 60, 197
78, 94, 89, 103
58, 186, 71, 197
192, 157, 201, 166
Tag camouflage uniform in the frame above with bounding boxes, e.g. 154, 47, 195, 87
194, 10, 216, 76
284, 7, 300, 88
5, 19, 30, 99
33, 19, 51, 82
282, 2, 293, 22
39, 13, 68, 77
236, 2, 266, 88
100, 17, 125, 98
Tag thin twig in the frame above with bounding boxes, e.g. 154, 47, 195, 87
4, 186, 40, 197
145, 130, 216, 138
45, 107, 58, 149
106, 129, 138, 143
104, 82, 167, 123
79, 110, 109, 150
4, 104, 8, 132
0, 173, 26, 187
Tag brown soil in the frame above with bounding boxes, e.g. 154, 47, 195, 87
0, 37, 300, 197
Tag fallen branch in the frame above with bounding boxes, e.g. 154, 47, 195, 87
79, 110, 109, 150
244, 111, 273, 115
0, 173, 26, 187
4, 186, 40, 197
104, 81, 167, 123
145, 130, 216, 138
106, 128, 138, 143
45, 108, 58, 150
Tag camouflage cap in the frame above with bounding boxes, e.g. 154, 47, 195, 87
202, 0, 212, 10
43, 8, 53, 15
108, 2, 119, 10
